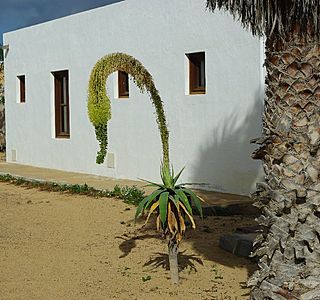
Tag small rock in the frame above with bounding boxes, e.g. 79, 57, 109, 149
219, 232, 257, 257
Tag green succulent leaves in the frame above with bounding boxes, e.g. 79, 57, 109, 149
87, 53, 169, 166
135, 163, 203, 243
159, 192, 169, 225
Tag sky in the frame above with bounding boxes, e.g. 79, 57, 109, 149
0, 0, 123, 44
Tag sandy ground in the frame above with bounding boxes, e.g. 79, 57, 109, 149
0, 182, 257, 300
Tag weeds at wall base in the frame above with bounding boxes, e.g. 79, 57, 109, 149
0, 174, 145, 206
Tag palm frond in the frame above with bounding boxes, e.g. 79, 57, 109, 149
207, 0, 320, 39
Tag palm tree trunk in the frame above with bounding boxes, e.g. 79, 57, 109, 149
249, 30, 320, 299
168, 239, 179, 284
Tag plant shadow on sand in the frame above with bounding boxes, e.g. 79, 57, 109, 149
116, 228, 204, 274
116, 233, 159, 258
117, 215, 257, 296
143, 251, 203, 273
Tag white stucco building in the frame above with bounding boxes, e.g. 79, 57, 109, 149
3, 0, 264, 195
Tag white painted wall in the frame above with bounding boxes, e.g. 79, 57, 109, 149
3, 0, 264, 195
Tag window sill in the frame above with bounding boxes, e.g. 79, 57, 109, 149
55, 134, 70, 139
189, 91, 206, 95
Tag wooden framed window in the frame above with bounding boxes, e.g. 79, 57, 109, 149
187, 52, 206, 94
118, 71, 129, 98
52, 70, 70, 138
18, 75, 26, 103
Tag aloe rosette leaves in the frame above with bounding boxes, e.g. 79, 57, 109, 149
135, 163, 204, 284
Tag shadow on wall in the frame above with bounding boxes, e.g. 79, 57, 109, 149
191, 92, 264, 196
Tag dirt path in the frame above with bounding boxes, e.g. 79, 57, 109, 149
0, 182, 256, 300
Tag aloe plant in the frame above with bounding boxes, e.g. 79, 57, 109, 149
135, 163, 203, 284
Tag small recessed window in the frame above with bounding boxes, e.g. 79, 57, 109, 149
118, 71, 129, 98
18, 75, 26, 103
52, 70, 70, 138
187, 52, 206, 94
